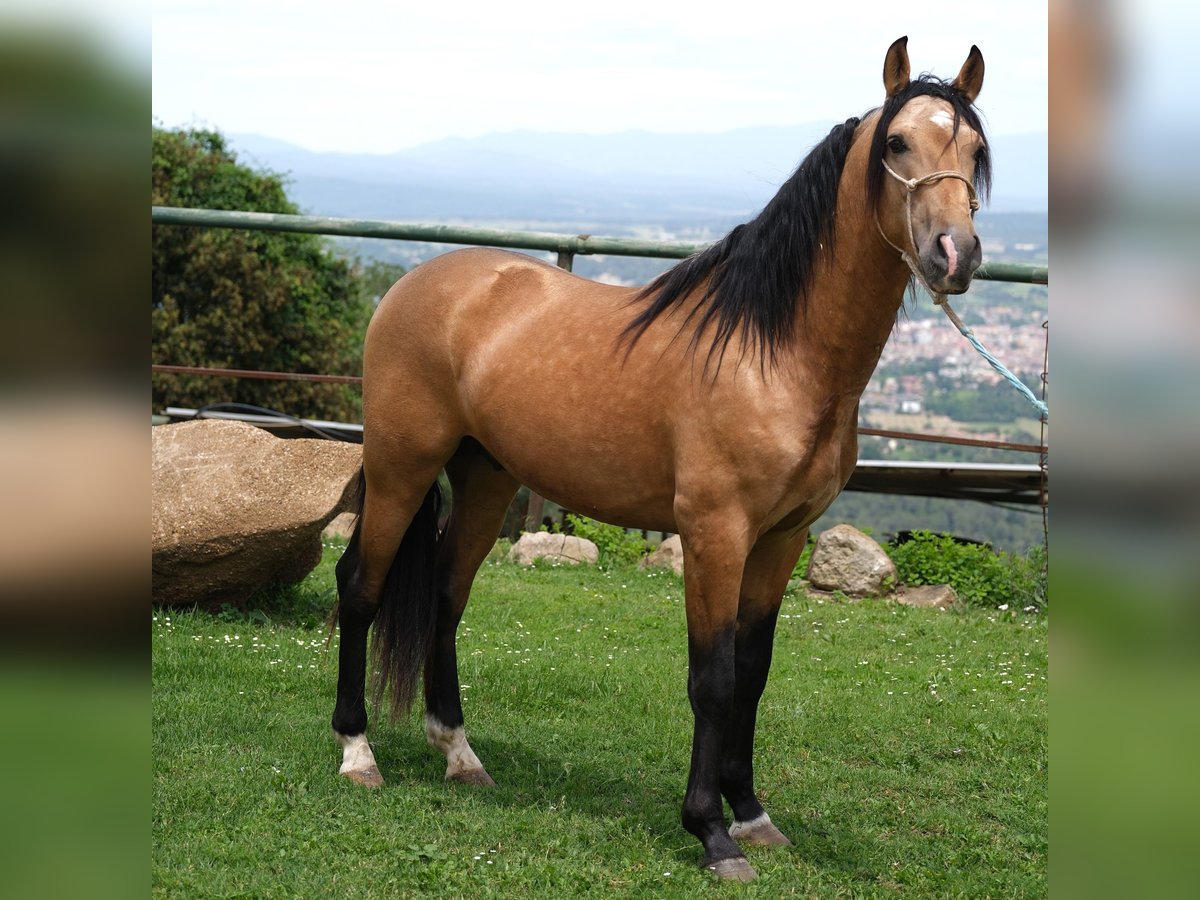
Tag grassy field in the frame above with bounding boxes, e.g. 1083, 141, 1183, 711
153, 543, 1046, 897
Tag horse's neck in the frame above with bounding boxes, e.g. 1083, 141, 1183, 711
789, 141, 910, 393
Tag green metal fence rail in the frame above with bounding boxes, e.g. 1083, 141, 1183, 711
152, 204, 1049, 512
151, 206, 1049, 284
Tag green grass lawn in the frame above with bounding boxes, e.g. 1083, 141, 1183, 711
153, 544, 1046, 897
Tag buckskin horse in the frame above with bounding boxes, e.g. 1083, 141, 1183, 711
331, 36, 989, 881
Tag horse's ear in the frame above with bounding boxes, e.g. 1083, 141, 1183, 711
952, 45, 985, 103
883, 36, 910, 98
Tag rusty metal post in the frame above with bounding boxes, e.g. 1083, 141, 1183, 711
524, 493, 546, 533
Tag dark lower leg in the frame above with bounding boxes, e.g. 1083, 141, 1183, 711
331, 542, 384, 786
681, 628, 746, 869
719, 530, 805, 845
423, 590, 493, 784
720, 610, 779, 824
331, 543, 374, 738
422, 444, 516, 783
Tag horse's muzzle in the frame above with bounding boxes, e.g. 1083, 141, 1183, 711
922, 229, 982, 294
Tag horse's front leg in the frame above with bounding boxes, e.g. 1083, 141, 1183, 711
678, 513, 758, 882
722, 528, 809, 848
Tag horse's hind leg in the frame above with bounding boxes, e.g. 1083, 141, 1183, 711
332, 458, 448, 788
424, 439, 518, 785
723, 528, 808, 848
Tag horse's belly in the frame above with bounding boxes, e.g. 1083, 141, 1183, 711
470, 406, 680, 532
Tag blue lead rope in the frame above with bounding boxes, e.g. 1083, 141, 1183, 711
873, 161, 1048, 423
933, 295, 1048, 421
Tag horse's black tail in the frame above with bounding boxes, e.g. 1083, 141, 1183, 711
373, 477, 444, 720
335, 468, 445, 722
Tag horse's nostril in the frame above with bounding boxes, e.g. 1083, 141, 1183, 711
938, 234, 959, 277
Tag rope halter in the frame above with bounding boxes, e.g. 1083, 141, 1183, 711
875, 159, 979, 304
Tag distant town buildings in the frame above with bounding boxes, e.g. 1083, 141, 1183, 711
864, 303, 1047, 417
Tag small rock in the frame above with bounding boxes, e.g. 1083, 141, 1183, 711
507, 531, 599, 566
640, 534, 683, 576
805, 524, 897, 597
322, 512, 358, 540
895, 583, 958, 610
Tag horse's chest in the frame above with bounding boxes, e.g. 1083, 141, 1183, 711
770, 435, 857, 532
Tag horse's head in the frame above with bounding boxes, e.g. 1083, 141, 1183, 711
871, 37, 991, 295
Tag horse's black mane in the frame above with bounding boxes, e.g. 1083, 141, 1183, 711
622, 75, 991, 371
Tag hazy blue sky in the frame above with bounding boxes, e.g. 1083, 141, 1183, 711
152, 1, 1047, 153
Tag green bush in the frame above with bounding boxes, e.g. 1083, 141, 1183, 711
485, 538, 513, 564
886, 530, 1047, 609
791, 535, 817, 581
152, 127, 377, 421
565, 514, 647, 567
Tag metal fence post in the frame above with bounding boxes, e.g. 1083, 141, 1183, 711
522, 247, 576, 532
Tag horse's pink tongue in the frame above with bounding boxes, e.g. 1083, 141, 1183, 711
940, 234, 958, 278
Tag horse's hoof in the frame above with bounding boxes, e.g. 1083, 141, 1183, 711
449, 767, 496, 786
730, 815, 792, 847
704, 856, 758, 882
342, 765, 384, 788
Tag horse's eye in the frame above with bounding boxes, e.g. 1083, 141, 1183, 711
887, 135, 908, 155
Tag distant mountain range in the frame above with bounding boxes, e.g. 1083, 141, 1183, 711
227, 126, 1047, 230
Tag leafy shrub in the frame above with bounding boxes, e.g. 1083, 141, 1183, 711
152, 127, 378, 421
790, 535, 817, 580
886, 530, 1047, 609
565, 514, 647, 567
485, 538, 512, 564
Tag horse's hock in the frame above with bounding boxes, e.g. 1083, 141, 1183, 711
152, 420, 362, 609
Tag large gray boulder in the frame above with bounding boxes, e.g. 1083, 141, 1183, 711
805, 524, 898, 597
507, 531, 599, 566
152, 420, 362, 608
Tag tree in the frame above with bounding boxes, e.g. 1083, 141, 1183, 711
152, 128, 374, 421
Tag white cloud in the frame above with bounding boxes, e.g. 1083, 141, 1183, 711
151, 0, 1046, 152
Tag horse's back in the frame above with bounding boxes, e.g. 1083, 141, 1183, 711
369, 248, 629, 360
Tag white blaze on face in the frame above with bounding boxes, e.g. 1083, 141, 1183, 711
929, 109, 955, 132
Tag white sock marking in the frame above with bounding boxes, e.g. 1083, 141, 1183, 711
425, 715, 485, 779
729, 812, 773, 838
334, 731, 378, 775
